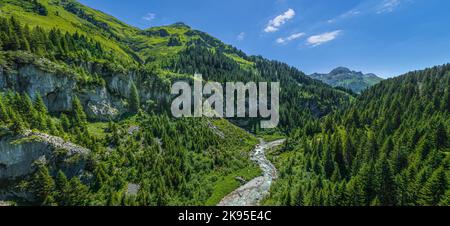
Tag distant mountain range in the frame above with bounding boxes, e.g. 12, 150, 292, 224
310, 67, 384, 93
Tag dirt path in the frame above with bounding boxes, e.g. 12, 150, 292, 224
218, 139, 285, 206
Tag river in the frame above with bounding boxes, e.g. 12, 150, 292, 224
218, 139, 285, 206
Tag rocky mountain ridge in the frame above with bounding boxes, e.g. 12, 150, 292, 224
310, 67, 383, 93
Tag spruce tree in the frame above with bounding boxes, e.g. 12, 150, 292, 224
0, 97, 9, 123
31, 165, 56, 206
441, 89, 450, 113
72, 96, 87, 127
66, 177, 90, 206
375, 156, 397, 206
10, 113, 26, 134
434, 122, 448, 149
60, 113, 71, 131
34, 93, 48, 115
55, 171, 69, 206
418, 167, 448, 206
129, 81, 140, 114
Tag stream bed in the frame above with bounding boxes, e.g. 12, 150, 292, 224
218, 139, 285, 206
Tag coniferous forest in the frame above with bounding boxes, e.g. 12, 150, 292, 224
0, 0, 448, 207
264, 66, 450, 206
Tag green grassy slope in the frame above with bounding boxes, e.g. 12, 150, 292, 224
0, 0, 260, 73
0, 0, 354, 205
0, 0, 353, 132
0, 0, 136, 62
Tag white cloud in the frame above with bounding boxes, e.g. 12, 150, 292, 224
276, 32, 305, 44
342, 9, 361, 18
307, 30, 342, 47
327, 19, 337, 24
264, 9, 295, 33
142, 13, 156, 21
237, 32, 246, 41
377, 0, 401, 14
327, 0, 405, 24
328, 9, 361, 24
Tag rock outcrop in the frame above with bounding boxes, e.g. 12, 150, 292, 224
0, 64, 121, 120
0, 62, 171, 120
0, 130, 90, 180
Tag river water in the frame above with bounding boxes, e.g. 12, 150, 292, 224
218, 139, 285, 206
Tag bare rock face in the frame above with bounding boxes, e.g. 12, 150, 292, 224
126, 183, 140, 196
18, 65, 76, 112
0, 130, 90, 180
79, 86, 122, 120
0, 64, 121, 120
0, 63, 171, 121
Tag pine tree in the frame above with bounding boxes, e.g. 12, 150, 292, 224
33, 0, 48, 16
439, 190, 450, 206
418, 167, 448, 206
293, 186, 304, 206
34, 93, 48, 115
47, 117, 58, 135
375, 156, 397, 206
21, 93, 35, 118
60, 113, 71, 131
323, 147, 335, 179
366, 133, 378, 161
66, 177, 90, 206
9, 33, 20, 51
433, 122, 448, 149
370, 197, 381, 206
55, 170, 69, 206
441, 89, 450, 113
129, 81, 140, 113
0, 97, 9, 123
10, 114, 25, 134
31, 165, 56, 206
168, 36, 182, 46
345, 176, 366, 206
282, 187, 292, 206
72, 96, 87, 127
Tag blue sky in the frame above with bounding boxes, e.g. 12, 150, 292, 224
79, 0, 450, 78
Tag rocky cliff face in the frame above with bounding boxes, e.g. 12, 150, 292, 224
0, 130, 90, 180
0, 63, 170, 120
0, 64, 120, 120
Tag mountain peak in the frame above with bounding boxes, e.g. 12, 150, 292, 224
170, 22, 191, 29
310, 67, 383, 93
330, 67, 352, 75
